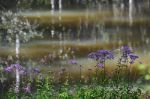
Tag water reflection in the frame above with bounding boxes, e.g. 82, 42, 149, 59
0, 0, 150, 66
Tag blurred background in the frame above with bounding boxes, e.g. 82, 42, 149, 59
0, 0, 150, 92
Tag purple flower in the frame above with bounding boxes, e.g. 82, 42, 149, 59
97, 63, 104, 68
19, 69, 27, 75
33, 68, 40, 73
88, 50, 114, 69
13, 64, 22, 70
129, 54, 139, 60
23, 85, 31, 93
129, 54, 139, 64
68, 59, 77, 65
88, 50, 114, 61
121, 46, 132, 55
4, 64, 23, 72
4, 65, 14, 72
88, 52, 98, 60
96, 50, 114, 60
120, 46, 133, 63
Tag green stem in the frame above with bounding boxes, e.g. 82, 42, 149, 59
103, 61, 106, 84
128, 65, 130, 86
79, 65, 82, 83
95, 66, 98, 84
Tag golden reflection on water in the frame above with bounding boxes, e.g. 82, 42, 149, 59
21, 11, 150, 26
0, 10, 150, 70
0, 41, 117, 58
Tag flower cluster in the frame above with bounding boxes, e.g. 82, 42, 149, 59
4, 64, 28, 75
129, 54, 139, 64
4, 64, 22, 72
88, 50, 114, 68
23, 84, 31, 93
121, 46, 139, 64
68, 59, 78, 65
4, 63, 41, 73
121, 46, 132, 55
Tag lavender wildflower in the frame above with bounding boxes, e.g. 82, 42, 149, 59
4, 64, 23, 72
4, 65, 14, 72
88, 50, 114, 61
33, 68, 40, 74
13, 64, 22, 70
119, 46, 133, 64
23, 85, 31, 93
116, 46, 139, 84
88, 52, 98, 60
96, 50, 114, 60
129, 54, 139, 64
68, 59, 77, 65
120, 46, 138, 64
121, 45, 132, 55
88, 50, 114, 68
19, 69, 27, 75
97, 63, 104, 68
88, 50, 114, 83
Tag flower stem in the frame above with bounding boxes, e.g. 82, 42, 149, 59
103, 61, 106, 84
79, 65, 82, 83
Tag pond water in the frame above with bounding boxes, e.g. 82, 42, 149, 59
0, 1, 150, 97
0, 0, 150, 70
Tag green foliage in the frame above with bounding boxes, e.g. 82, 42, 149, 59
75, 85, 141, 99
3, 74, 143, 98
1, 45, 145, 98
35, 75, 55, 98
59, 87, 70, 99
